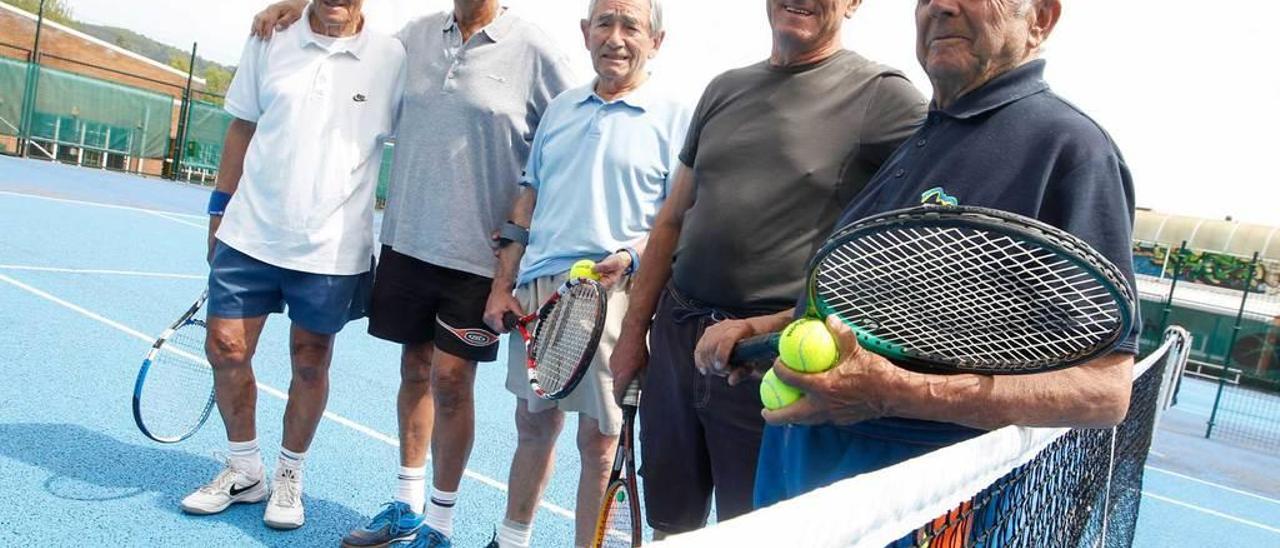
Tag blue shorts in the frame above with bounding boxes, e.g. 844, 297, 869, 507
753, 420, 982, 508
207, 242, 373, 335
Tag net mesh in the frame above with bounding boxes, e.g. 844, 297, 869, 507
816, 223, 1127, 372
655, 327, 1190, 548
136, 320, 215, 442
530, 282, 606, 395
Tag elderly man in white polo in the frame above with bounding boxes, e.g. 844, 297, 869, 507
181, 0, 404, 531
480, 0, 687, 546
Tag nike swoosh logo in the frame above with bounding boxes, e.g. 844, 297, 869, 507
229, 480, 260, 496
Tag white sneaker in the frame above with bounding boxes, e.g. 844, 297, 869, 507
263, 467, 305, 530
180, 461, 268, 515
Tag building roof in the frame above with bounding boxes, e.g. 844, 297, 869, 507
1135, 208, 1280, 262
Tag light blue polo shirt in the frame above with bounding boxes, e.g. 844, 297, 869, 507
516, 81, 691, 285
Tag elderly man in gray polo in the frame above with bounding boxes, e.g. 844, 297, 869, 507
252, 1, 575, 546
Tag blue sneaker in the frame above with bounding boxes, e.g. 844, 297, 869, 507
395, 525, 450, 548
341, 501, 424, 547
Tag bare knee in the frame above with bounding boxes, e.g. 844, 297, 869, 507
431, 361, 475, 416
207, 331, 252, 369
515, 403, 563, 448
577, 422, 617, 472
401, 343, 434, 385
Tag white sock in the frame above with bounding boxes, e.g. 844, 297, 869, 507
496, 519, 532, 548
423, 487, 458, 537
394, 465, 427, 513
276, 447, 307, 482
228, 439, 263, 478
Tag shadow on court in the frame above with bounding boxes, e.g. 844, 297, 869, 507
0, 423, 367, 545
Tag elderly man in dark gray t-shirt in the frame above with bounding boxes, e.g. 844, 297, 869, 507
610, 0, 927, 538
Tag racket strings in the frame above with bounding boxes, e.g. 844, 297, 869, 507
138, 321, 215, 438
597, 485, 637, 547
531, 284, 605, 394
816, 226, 1123, 371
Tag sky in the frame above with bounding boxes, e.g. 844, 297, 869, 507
54, 0, 1280, 225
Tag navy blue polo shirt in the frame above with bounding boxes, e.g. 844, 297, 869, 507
755, 60, 1141, 508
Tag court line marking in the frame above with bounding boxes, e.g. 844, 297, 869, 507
0, 265, 204, 280
0, 271, 574, 520
1146, 465, 1280, 506
0, 189, 206, 219
143, 209, 206, 229
1143, 492, 1280, 534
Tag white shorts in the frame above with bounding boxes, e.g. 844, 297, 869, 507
505, 272, 629, 436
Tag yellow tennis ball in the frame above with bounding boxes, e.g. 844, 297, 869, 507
569, 259, 600, 281
777, 318, 839, 373
759, 368, 803, 410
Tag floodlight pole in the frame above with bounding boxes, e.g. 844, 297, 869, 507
18, 0, 47, 158
171, 42, 198, 180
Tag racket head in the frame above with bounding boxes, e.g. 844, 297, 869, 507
593, 379, 642, 547
132, 292, 215, 443
525, 278, 608, 399
808, 205, 1134, 374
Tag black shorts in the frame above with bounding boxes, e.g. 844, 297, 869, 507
367, 245, 500, 362
638, 284, 767, 533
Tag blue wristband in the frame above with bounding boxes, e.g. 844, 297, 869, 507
207, 190, 232, 216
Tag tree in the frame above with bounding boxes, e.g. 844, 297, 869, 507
168, 53, 191, 74
202, 65, 233, 104
2, 0, 76, 26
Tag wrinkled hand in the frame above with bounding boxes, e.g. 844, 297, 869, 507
694, 319, 761, 386
762, 316, 897, 426
610, 330, 649, 406
592, 252, 631, 290
482, 289, 524, 334
251, 0, 306, 39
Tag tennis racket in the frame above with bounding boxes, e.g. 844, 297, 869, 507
503, 277, 609, 400
730, 205, 1135, 374
592, 379, 642, 547
132, 290, 216, 443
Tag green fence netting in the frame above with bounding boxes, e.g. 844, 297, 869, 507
0, 56, 28, 136
1, 56, 174, 158
181, 99, 233, 172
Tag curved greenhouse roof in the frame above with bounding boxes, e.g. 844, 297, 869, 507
1135, 209, 1280, 261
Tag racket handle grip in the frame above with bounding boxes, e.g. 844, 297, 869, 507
622, 378, 641, 407
503, 312, 519, 331
729, 333, 781, 371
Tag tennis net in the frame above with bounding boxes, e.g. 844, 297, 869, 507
654, 326, 1191, 548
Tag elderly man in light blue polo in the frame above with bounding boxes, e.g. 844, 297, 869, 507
480, 1, 688, 546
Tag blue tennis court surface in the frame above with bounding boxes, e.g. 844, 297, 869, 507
1, 155, 1277, 546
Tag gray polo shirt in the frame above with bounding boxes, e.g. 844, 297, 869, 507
380, 10, 575, 277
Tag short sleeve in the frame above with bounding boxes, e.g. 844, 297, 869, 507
861, 73, 928, 165
1044, 151, 1141, 354
677, 80, 718, 168
528, 46, 577, 138
223, 36, 265, 123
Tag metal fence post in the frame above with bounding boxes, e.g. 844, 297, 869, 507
17, 0, 47, 158
1162, 241, 1188, 404
170, 42, 198, 180
1205, 251, 1260, 439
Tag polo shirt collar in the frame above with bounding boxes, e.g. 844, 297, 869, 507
297, 6, 369, 59
442, 8, 513, 43
577, 76, 659, 112
936, 59, 1049, 120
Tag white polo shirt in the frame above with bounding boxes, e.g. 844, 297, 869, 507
218, 16, 406, 275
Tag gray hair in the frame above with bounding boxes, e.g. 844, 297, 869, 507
586, 0, 664, 36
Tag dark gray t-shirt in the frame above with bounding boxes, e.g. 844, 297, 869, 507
673, 50, 927, 311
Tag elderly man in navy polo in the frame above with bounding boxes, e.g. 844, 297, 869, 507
696, 0, 1142, 511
